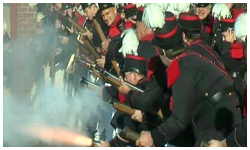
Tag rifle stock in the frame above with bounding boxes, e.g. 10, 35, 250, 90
111, 60, 120, 76
67, 15, 87, 33
92, 19, 106, 42
113, 102, 164, 120
64, 14, 102, 60
113, 102, 135, 116
92, 18, 121, 76
82, 36, 102, 60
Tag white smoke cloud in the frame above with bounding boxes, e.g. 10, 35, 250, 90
3, 85, 108, 146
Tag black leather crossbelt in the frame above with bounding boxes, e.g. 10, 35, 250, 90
206, 87, 235, 105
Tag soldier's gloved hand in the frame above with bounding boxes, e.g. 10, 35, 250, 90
131, 110, 143, 122
118, 76, 131, 95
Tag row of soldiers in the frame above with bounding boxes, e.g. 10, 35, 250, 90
33, 3, 247, 147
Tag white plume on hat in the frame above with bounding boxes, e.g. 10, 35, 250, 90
212, 3, 231, 20
76, 5, 85, 16
3, 22, 7, 33
142, 4, 165, 30
136, 3, 148, 8
36, 12, 45, 22
28, 3, 38, 9
119, 29, 139, 58
154, 3, 169, 12
234, 13, 247, 42
167, 3, 190, 18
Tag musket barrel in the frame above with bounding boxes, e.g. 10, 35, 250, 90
122, 127, 140, 142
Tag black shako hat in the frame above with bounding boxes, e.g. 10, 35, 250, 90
153, 11, 183, 50
123, 3, 137, 19
220, 18, 235, 32
61, 3, 73, 11
136, 7, 144, 22
80, 3, 91, 11
98, 3, 114, 12
195, 3, 210, 7
124, 54, 147, 76
178, 12, 202, 34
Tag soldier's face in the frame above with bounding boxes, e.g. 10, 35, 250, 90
226, 3, 234, 10
195, 6, 211, 20
84, 6, 95, 20
125, 72, 137, 85
136, 21, 146, 41
101, 7, 117, 26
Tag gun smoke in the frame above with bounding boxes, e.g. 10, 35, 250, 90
3, 37, 109, 147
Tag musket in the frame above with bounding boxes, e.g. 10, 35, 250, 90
102, 70, 144, 93
74, 57, 94, 69
75, 57, 143, 93
82, 35, 102, 60
80, 77, 101, 90
63, 14, 102, 60
121, 126, 140, 142
66, 14, 87, 33
92, 17, 121, 76
92, 18, 106, 42
54, 9, 102, 61
113, 102, 135, 116
111, 59, 120, 76
113, 102, 164, 120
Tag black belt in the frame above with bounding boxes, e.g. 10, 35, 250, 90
205, 87, 235, 105
192, 87, 238, 127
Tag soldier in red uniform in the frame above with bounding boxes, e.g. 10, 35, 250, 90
136, 13, 242, 147
194, 3, 214, 46
213, 17, 246, 112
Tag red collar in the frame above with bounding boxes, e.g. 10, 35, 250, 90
141, 34, 155, 42
137, 78, 147, 84
110, 14, 122, 28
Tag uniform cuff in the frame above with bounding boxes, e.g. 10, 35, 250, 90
150, 127, 167, 147
125, 90, 135, 106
